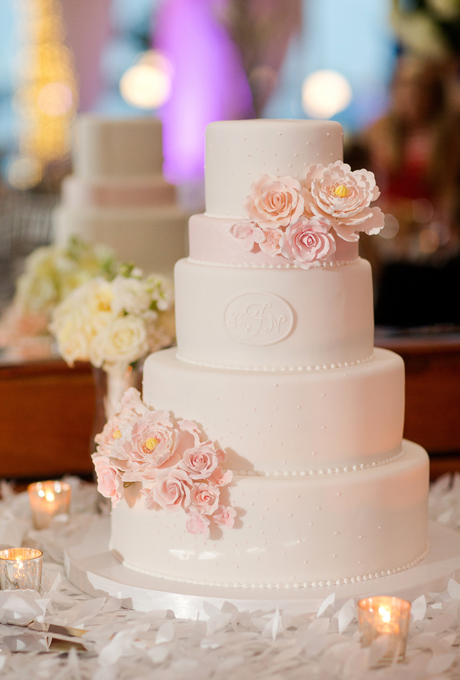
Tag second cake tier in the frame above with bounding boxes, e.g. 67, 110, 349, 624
175, 257, 374, 369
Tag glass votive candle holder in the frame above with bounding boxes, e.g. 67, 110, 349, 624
358, 596, 411, 666
28, 480, 72, 529
0, 548, 43, 591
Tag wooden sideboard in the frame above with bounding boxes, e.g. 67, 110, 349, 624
1, 332, 460, 480
0, 358, 95, 480
375, 331, 460, 478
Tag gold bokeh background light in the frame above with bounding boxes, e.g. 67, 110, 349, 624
11, 0, 78, 187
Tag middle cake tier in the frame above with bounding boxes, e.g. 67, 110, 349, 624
175, 257, 374, 370
143, 347, 404, 474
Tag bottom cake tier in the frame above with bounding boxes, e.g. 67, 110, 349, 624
110, 440, 429, 588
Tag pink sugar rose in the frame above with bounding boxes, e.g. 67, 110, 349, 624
303, 161, 384, 241
280, 217, 336, 268
190, 483, 220, 515
152, 468, 192, 512
214, 505, 236, 529
259, 227, 283, 255
178, 441, 223, 480
244, 175, 304, 230
93, 455, 122, 506
209, 466, 233, 487
186, 511, 210, 539
230, 222, 265, 252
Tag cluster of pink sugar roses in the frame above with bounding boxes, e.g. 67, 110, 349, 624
230, 161, 384, 268
92, 388, 235, 538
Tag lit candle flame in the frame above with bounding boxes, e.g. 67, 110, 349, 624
45, 491, 55, 502
379, 606, 391, 623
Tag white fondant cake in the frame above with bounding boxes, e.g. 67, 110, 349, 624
103, 119, 429, 589
53, 116, 188, 277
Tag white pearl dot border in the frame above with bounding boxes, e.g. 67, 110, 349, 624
120, 544, 429, 589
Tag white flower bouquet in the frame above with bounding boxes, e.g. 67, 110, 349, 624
50, 265, 175, 418
0, 238, 118, 360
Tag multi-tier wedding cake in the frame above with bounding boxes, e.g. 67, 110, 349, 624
94, 119, 429, 589
53, 116, 188, 277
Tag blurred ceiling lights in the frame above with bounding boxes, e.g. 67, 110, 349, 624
11, 0, 78, 189
301, 69, 352, 119
120, 50, 173, 109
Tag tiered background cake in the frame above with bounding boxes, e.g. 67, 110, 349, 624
53, 116, 188, 277
108, 119, 429, 589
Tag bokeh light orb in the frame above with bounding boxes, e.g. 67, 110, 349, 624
7, 156, 42, 190
302, 70, 352, 119
37, 83, 74, 116
120, 50, 172, 109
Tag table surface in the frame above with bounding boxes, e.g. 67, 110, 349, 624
0, 477, 460, 678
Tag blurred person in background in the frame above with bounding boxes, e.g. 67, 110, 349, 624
348, 54, 460, 328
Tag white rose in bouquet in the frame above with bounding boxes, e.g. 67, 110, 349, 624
50, 267, 175, 370
90, 314, 149, 367
0, 237, 118, 360
50, 278, 115, 365
111, 275, 151, 317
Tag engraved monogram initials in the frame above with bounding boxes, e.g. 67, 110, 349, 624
224, 293, 294, 346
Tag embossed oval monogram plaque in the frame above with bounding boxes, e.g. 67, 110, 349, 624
224, 292, 294, 346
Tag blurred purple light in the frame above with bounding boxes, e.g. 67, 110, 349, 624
155, 0, 253, 183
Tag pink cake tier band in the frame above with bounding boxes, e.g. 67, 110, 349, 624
189, 213, 359, 267
62, 175, 176, 209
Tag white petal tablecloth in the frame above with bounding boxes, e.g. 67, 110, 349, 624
0, 475, 460, 679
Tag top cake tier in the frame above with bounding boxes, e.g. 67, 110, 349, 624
205, 119, 343, 217
73, 116, 164, 179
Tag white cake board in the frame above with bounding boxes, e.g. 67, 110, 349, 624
64, 519, 460, 620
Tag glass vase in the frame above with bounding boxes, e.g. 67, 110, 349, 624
91, 358, 145, 453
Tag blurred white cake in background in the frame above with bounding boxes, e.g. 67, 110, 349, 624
53, 116, 188, 277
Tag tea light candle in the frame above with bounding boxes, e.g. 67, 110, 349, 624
0, 548, 43, 591
28, 480, 72, 529
358, 596, 411, 665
